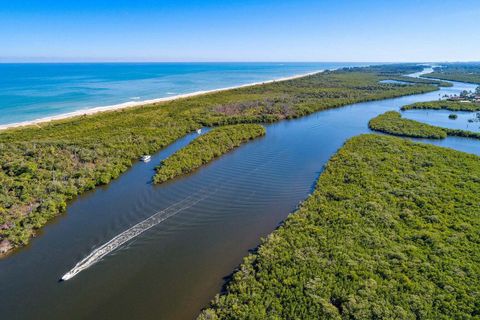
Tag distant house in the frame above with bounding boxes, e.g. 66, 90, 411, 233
447, 96, 462, 101
446, 94, 480, 103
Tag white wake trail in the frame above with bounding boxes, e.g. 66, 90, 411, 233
61, 187, 216, 281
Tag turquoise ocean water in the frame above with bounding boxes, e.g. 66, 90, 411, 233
0, 62, 368, 125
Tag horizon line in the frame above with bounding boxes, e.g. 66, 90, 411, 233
1, 59, 479, 64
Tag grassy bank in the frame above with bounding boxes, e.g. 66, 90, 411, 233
369, 111, 480, 140
368, 111, 447, 139
0, 64, 439, 254
153, 124, 265, 183
199, 134, 480, 319
402, 101, 480, 112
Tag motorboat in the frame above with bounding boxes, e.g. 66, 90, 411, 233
141, 155, 151, 162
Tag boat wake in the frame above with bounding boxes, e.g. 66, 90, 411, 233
61, 186, 217, 281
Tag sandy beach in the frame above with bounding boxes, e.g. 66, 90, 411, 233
0, 70, 322, 131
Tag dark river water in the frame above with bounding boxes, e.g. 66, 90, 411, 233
0, 73, 479, 320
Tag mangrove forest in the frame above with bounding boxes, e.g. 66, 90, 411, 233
0, 64, 441, 255
199, 134, 480, 319
422, 63, 480, 84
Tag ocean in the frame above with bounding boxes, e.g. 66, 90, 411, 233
0, 62, 368, 125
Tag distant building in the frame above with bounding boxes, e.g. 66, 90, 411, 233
447, 96, 462, 101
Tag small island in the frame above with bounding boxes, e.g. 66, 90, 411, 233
153, 124, 266, 183
368, 111, 447, 139
369, 110, 480, 140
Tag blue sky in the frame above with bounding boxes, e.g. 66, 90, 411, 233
1, 0, 479, 62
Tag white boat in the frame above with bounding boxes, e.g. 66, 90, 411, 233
141, 155, 151, 162
61, 272, 76, 281
196, 128, 202, 134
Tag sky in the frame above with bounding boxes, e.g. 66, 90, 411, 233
1, 0, 479, 62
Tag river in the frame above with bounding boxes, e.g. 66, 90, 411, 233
0, 71, 478, 320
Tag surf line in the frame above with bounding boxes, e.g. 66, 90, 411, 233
61, 185, 218, 281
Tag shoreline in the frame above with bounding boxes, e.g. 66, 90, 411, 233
0, 69, 323, 131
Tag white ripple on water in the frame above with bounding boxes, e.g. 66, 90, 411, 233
61, 138, 289, 281
61, 185, 218, 281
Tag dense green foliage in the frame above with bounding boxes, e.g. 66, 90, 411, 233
369, 111, 480, 140
402, 100, 480, 112
381, 76, 452, 87
444, 128, 480, 139
0, 64, 439, 254
422, 63, 480, 84
154, 124, 265, 183
368, 111, 447, 139
199, 134, 480, 319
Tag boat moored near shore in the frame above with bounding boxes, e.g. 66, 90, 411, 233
140, 155, 151, 162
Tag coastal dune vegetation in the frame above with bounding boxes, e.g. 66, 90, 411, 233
154, 124, 265, 183
199, 134, 480, 319
369, 111, 480, 140
0, 64, 440, 254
